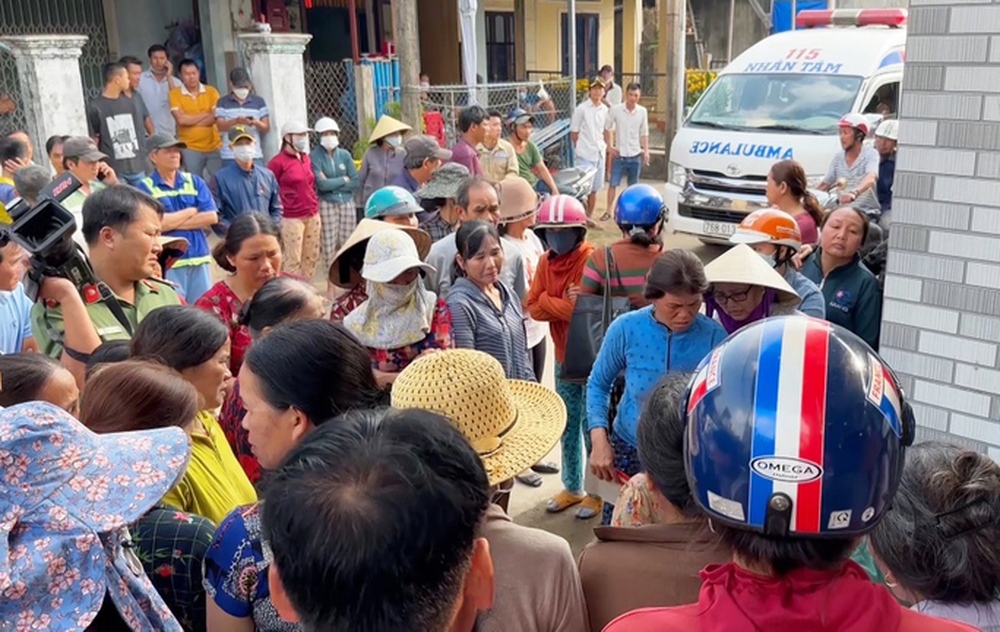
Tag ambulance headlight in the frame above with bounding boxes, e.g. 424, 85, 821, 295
669, 162, 688, 188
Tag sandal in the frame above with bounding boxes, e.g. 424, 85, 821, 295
599, 212, 612, 222
516, 470, 543, 487
531, 460, 560, 474
576, 494, 603, 520
546, 490, 587, 513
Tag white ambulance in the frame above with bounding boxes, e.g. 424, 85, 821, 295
665, 8, 906, 242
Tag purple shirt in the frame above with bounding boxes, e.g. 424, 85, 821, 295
450, 138, 483, 176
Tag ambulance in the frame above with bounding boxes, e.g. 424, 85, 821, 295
665, 8, 906, 243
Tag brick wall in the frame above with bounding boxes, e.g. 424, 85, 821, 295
887, 2, 1000, 460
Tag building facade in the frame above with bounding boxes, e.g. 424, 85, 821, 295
885, 1, 1000, 460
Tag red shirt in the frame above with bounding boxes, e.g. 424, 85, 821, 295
195, 280, 251, 375
450, 138, 483, 176
330, 284, 368, 322
267, 149, 319, 219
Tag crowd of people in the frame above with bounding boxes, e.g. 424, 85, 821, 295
0, 52, 996, 632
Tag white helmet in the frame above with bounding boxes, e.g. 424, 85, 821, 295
314, 117, 341, 134
875, 119, 899, 141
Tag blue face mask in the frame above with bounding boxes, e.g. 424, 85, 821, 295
545, 230, 580, 256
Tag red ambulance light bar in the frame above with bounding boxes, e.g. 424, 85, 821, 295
796, 8, 907, 29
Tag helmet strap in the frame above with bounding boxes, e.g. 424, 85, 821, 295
764, 492, 793, 537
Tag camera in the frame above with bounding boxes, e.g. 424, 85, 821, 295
2, 172, 100, 302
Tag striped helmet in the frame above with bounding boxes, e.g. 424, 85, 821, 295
685, 316, 914, 537
535, 194, 588, 229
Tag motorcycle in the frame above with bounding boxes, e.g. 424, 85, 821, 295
549, 165, 597, 207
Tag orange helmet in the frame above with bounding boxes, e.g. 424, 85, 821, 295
729, 208, 802, 252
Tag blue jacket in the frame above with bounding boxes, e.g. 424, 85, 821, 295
212, 163, 282, 232
801, 250, 882, 350
138, 171, 217, 263
784, 267, 826, 319
587, 307, 727, 447
310, 146, 358, 205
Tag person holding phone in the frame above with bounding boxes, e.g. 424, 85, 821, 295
215, 67, 269, 169
60, 136, 119, 247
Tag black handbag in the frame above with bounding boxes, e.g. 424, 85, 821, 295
560, 245, 632, 383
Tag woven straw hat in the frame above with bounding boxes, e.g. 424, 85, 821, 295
392, 349, 567, 486
705, 243, 800, 306
328, 219, 431, 288
369, 115, 412, 144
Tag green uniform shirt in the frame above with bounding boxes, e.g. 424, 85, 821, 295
515, 139, 543, 186
31, 277, 182, 358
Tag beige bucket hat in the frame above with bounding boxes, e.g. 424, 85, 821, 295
392, 349, 567, 486
328, 219, 431, 288
705, 243, 800, 306
369, 115, 412, 144
497, 176, 540, 224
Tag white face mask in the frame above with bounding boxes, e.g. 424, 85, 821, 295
233, 87, 250, 100
321, 136, 340, 150
292, 136, 309, 153
385, 134, 403, 148
233, 144, 256, 163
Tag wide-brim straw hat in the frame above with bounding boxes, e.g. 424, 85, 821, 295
391, 349, 567, 486
705, 243, 800, 306
369, 115, 412, 144
329, 219, 431, 288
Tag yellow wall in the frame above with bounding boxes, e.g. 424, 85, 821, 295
482, 0, 634, 75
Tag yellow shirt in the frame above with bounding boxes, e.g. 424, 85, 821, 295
162, 410, 257, 525
168, 83, 222, 153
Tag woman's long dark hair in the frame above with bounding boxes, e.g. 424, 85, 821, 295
452, 220, 501, 283
130, 306, 229, 371
239, 276, 320, 340
770, 160, 824, 228
244, 320, 388, 424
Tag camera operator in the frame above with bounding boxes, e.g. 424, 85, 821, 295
31, 185, 181, 384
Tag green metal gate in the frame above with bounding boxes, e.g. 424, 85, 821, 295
0, 0, 110, 137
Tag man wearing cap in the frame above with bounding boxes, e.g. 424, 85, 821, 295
137, 134, 219, 302
508, 109, 559, 196
269, 121, 321, 278
393, 135, 452, 195
169, 58, 222, 182
418, 162, 469, 241
31, 186, 181, 384
215, 68, 270, 168
478, 110, 519, 184
213, 126, 282, 233
571, 77, 611, 223
875, 119, 898, 223
87, 62, 148, 187
451, 105, 487, 176
61, 137, 119, 247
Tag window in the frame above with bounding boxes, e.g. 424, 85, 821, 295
485, 11, 516, 82
561, 13, 600, 79
863, 81, 900, 118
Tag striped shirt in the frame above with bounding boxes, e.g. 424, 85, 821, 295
216, 93, 269, 160
580, 240, 664, 308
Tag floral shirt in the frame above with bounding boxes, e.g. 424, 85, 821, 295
203, 504, 299, 632
195, 280, 250, 375
132, 507, 216, 632
330, 284, 368, 321
368, 299, 454, 373
218, 379, 260, 484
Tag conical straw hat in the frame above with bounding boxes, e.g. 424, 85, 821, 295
328, 219, 431, 288
705, 243, 800, 305
369, 115, 412, 143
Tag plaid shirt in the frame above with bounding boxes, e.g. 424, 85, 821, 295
419, 213, 454, 242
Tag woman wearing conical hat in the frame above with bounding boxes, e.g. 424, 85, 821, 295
703, 242, 802, 335
358, 115, 412, 207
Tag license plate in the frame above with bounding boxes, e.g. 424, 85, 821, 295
703, 221, 737, 236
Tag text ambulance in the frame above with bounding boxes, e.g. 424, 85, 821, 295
665, 9, 906, 243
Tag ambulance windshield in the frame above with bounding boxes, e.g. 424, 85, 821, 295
688, 73, 863, 135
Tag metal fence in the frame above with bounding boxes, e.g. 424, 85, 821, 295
303, 60, 360, 153
420, 78, 575, 169
0, 0, 109, 144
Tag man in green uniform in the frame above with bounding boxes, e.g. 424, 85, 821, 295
32, 185, 181, 384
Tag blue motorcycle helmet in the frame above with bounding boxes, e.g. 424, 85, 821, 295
685, 316, 914, 540
614, 183, 664, 232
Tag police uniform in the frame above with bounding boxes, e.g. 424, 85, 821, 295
31, 277, 182, 358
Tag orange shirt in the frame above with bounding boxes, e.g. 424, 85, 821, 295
169, 83, 221, 152
527, 241, 595, 363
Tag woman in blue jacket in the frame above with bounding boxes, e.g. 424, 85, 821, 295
801, 206, 882, 350
587, 249, 727, 524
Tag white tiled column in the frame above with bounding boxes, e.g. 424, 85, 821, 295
0, 35, 89, 150
237, 33, 313, 161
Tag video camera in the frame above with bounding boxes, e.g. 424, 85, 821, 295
2, 172, 101, 302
